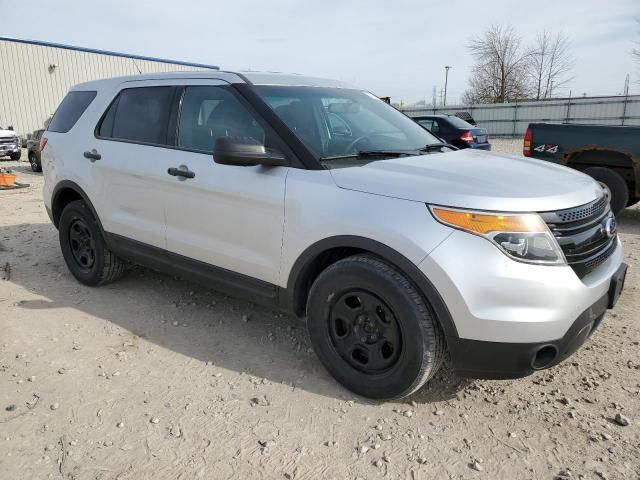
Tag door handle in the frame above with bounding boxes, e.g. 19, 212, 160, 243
83, 149, 101, 161
167, 166, 195, 179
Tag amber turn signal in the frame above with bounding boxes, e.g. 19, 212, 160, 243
431, 207, 547, 235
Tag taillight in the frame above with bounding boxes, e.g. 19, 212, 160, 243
460, 131, 474, 142
39, 136, 48, 152
523, 127, 532, 156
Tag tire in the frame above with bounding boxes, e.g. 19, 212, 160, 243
28, 153, 42, 172
306, 254, 445, 399
59, 200, 127, 286
584, 167, 629, 217
9, 151, 21, 161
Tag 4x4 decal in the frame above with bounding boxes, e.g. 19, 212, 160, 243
533, 144, 559, 154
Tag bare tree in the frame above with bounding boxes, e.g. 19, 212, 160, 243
466, 24, 530, 103
634, 19, 640, 65
526, 31, 574, 99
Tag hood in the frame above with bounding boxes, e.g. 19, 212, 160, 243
329, 149, 603, 212
0, 129, 17, 138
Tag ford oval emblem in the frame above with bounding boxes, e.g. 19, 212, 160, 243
604, 217, 617, 238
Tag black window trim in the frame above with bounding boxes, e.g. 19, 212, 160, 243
93, 82, 305, 169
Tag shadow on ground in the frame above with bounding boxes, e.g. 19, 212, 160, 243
4, 207, 638, 403
1, 221, 478, 404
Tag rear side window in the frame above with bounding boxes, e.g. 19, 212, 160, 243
98, 87, 175, 145
48, 91, 97, 133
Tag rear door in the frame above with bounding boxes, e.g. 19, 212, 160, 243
91, 81, 181, 249
162, 81, 288, 284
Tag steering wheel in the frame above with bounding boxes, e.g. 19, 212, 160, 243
344, 135, 371, 153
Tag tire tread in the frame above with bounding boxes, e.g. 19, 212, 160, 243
60, 200, 127, 286
309, 253, 445, 399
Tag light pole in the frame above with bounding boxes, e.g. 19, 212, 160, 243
444, 66, 452, 106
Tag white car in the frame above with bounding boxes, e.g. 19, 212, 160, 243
0, 126, 21, 160
42, 71, 627, 399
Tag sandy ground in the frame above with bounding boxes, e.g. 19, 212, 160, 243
1, 142, 639, 480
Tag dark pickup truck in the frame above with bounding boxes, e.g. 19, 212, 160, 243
524, 123, 640, 216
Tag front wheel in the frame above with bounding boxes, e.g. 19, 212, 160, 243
59, 200, 127, 286
306, 254, 445, 399
9, 152, 21, 161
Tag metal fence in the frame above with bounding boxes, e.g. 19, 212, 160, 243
400, 95, 640, 137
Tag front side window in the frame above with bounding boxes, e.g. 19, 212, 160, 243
177, 86, 265, 153
98, 87, 175, 145
417, 119, 437, 133
49, 90, 97, 133
255, 86, 441, 160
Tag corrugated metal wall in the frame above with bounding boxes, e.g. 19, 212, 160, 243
0, 39, 210, 136
401, 95, 640, 137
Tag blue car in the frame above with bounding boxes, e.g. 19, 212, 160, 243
413, 115, 491, 150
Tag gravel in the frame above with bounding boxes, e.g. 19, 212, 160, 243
1, 152, 639, 479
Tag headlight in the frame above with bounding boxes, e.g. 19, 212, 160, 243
430, 206, 566, 265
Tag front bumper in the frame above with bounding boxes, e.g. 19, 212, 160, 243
419, 229, 626, 378
0, 144, 21, 156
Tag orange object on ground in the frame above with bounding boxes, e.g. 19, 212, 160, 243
0, 173, 17, 187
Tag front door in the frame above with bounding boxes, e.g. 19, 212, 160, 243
163, 83, 288, 285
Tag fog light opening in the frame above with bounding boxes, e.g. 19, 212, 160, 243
531, 345, 558, 370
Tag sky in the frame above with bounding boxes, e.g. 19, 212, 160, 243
0, 0, 638, 104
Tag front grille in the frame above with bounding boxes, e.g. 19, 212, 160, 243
556, 196, 607, 223
539, 195, 617, 278
0, 137, 18, 145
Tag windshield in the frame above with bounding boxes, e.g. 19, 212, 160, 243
445, 116, 474, 129
254, 86, 442, 160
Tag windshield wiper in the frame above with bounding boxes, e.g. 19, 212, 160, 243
320, 150, 412, 161
419, 143, 458, 152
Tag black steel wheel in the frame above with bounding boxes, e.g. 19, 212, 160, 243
59, 200, 127, 286
329, 290, 402, 374
68, 218, 96, 272
307, 254, 445, 399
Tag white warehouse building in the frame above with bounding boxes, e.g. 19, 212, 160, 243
0, 36, 218, 136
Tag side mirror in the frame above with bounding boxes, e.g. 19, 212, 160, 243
213, 136, 287, 167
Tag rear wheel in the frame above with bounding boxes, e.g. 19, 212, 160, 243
306, 254, 445, 399
59, 200, 127, 286
584, 167, 629, 216
28, 153, 42, 172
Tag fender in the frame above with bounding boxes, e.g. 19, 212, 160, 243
282, 235, 459, 339
51, 180, 105, 234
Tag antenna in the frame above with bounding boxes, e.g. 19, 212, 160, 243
131, 59, 142, 74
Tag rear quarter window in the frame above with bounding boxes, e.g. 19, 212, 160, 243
48, 91, 97, 133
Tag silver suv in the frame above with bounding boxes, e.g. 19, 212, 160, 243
41, 71, 627, 399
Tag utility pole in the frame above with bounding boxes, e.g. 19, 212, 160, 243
443, 66, 452, 106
